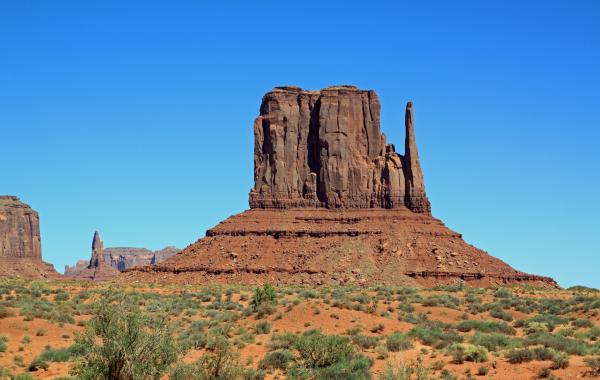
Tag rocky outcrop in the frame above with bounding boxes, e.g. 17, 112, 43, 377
249, 86, 430, 213
64, 231, 179, 280
122, 86, 557, 288
0, 196, 60, 279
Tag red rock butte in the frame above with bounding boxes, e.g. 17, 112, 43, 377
0, 196, 59, 279
122, 86, 558, 288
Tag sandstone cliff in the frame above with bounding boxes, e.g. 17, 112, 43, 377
0, 196, 59, 279
250, 86, 430, 213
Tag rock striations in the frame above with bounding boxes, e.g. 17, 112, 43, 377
64, 231, 179, 280
0, 196, 59, 278
122, 86, 557, 288
250, 86, 430, 212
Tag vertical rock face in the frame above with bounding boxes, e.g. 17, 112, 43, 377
0, 196, 42, 260
249, 86, 431, 213
0, 196, 59, 278
89, 231, 103, 268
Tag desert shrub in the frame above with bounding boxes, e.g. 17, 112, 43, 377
311, 355, 371, 380
587, 326, 600, 340
70, 301, 178, 380
267, 333, 296, 351
524, 321, 550, 335
571, 319, 594, 328
11, 374, 36, 380
489, 308, 513, 322
0, 305, 15, 319
550, 351, 569, 369
370, 323, 385, 333
584, 357, 600, 375
538, 367, 552, 378
421, 294, 460, 309
455, 320, 516, 335
378, 360, 430, 380
524, 332, 588, 355
506, 348, 535, 364
28, 356, 49, 372
54, 292, 70, 302
179, 330, 208, 350
477, 366, 488, 376
252, 284, 276, 310
470, 332, 516, 352
409, 323, 463, 349
293, 330, 354, 369
385, 332, 413, 352
447, 344, 488, 364
352, 334, 379, 349
493, 288, 512, 299
0, 335, 8, 353
527, 314, 568, 331
193, 337, 265, 380
254, 321, 271, 335
259, 349, 294, 370
34, 345, 83, 364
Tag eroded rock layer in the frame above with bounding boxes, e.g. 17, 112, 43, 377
0, 196, 60, 279
250, 86, 430, 213
122, 208, 557, 288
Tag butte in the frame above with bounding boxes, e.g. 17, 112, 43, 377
122, 86, 557, 288
0, 196, 60, 279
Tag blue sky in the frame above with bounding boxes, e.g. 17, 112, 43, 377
1, 1, 599, 287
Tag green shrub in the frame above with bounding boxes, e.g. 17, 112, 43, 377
584, 357, 600, 374
70, 301, 178, 380
259, 349, 294, 370
0, 305, 15, 319
194, 337, 264, 380
255, 321, 272, 335
293, 330, 354, 369
312, 355, 371, 380
385, 332, 413, 352
0, 335, 8, 353
470, 333, 516, 352
571, 319, 594, 328
54, 292, 70, 301
447, 344, 488, 364
506, 348, 535, 363
352, 334, 379, 349
252, 284, 276, 310
550, 351, 569, 369
493, 288, 512, 299
489, 308, 513, 322
524, 332, 588, 355
455, 320, 516, 335
28, 357, 49, 372
409, 324, 463, 349
378, 360, 430, 380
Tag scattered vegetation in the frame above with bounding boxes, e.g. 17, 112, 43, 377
1, 278, 599, 378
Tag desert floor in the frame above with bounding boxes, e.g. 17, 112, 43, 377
1, 279, 600, 379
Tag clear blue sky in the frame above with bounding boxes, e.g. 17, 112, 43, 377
1, 1, 599, 288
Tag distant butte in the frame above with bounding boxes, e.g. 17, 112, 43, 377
0, 196, 60, 279
119, 85, 556, 287
65, 231, 179, 281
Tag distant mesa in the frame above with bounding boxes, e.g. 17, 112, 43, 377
64, 231, 179, 281
122, 86, 558, 288
0, 196, 60, 279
